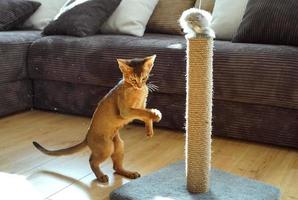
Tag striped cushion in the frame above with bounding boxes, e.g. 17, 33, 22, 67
0, 0, 40, 31
28, 34, 186, 95
213, 41, 298, 110
28, 34, 298, 110
146, 0, 196, 35
232, 0, 298, 46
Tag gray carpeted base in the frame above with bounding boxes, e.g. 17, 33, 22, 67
110, 161, 280, 200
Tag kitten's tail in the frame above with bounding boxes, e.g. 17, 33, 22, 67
32, 139, 87, 156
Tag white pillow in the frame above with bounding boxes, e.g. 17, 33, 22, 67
211, 0, 248, 40
24, 0, 68, 30
101, 0, 159, 37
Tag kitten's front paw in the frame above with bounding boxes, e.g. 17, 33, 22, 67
150, 109, 162, 122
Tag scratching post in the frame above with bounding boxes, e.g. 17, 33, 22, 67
179, 7, 215, 193
110, 8, 280, 200
186, 36, 213, 193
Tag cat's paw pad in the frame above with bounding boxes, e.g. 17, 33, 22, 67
150, 109, 162, 122
126, 172, 141, 179
97, 175, 109, 183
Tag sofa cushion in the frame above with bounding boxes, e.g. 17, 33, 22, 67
146, 0, 196, 35
211, 0, 248, 40
195, 0, 215, 13
28, 35, 298, 110
43, 0, 121, 37
28, 34, 187, 95
213, 41, 298, 110
232, 0, 298, 46
23, 0, 69, 30
101, 0, 159, 37
0, 0, 40, 31
0, 31, 41, 84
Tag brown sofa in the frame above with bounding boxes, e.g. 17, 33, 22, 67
0, 30, 297, 148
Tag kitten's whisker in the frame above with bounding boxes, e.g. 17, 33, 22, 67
149, 87, 157, 91
148, 83, 159, 90
147, 83, 159, 92
148, 83, 157, 87
148, 87, 154, 92
151, 84, 159, 89
147, 85, 154, 92
148, 81, 159, 84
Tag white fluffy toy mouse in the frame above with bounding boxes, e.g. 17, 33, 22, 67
179, 8, 215, 39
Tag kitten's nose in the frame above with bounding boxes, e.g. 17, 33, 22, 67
137, 83, 142, 88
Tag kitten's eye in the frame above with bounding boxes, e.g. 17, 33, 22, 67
131, 79, 137, 84
142, 76, 148, 81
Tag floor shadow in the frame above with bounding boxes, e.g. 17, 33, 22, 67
37, 170, 125, 200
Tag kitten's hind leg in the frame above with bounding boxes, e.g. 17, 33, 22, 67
112, 133, 141, 179
88, 139, 113, 183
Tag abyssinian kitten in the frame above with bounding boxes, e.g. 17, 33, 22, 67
33, 55, 162, 183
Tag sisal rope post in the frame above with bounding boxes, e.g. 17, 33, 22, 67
185, 36, 214, 193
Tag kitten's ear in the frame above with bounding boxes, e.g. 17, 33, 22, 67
117, 59, 132, 74
144, 55, 156, 72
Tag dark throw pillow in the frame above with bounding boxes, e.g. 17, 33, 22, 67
232, 0, 298, 46
43, 0, 121, 37
0, 0, 41, 31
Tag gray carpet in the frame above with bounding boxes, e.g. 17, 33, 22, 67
110, 161, 280, 200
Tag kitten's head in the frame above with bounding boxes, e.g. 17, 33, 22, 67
117, 55, 156, 89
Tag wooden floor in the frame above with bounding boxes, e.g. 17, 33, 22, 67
0, 111, 297, 200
